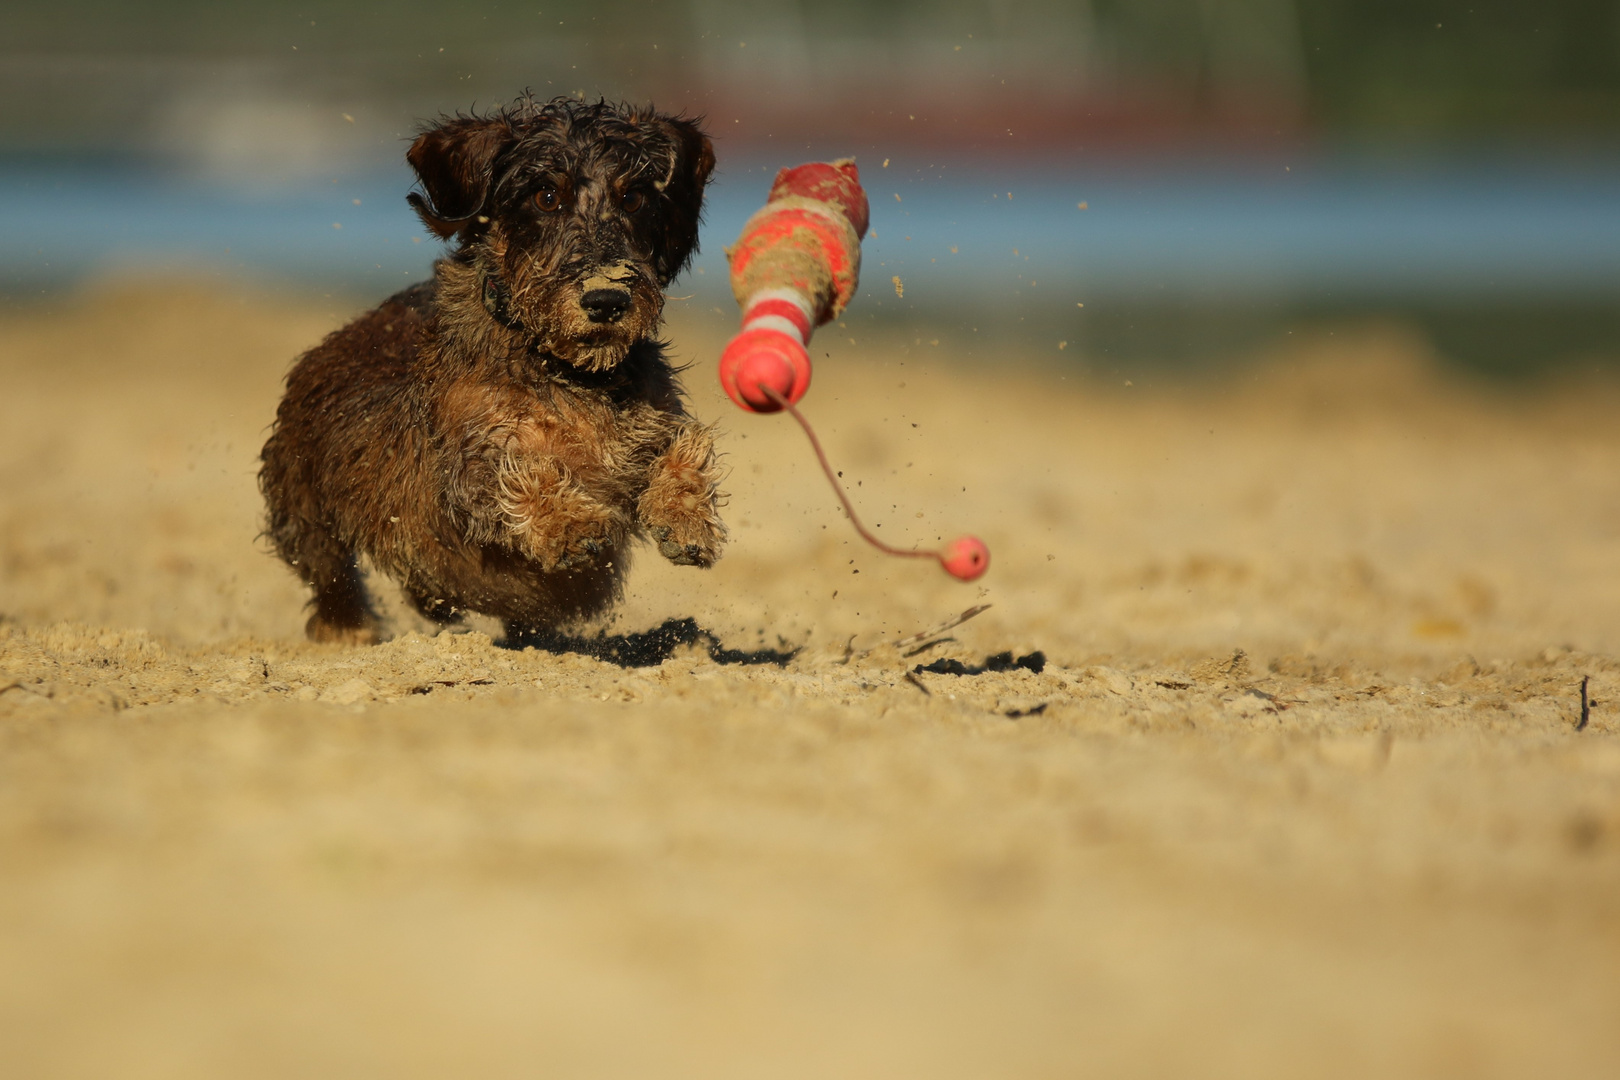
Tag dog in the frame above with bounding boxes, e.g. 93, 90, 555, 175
259, 96, 725, 644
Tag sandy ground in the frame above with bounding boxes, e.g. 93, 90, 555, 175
2, 280, 1619, 1079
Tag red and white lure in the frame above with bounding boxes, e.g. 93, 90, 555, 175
719, 159, 989, 582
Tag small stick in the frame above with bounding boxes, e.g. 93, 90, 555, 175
894, 604, 993, 652
901, 636, 955, 659
850, 603, 993, 661
903, 670, 932, 695
1578, 675, 1590, 732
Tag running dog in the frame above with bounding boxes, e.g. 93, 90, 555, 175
260, 96, 724, 644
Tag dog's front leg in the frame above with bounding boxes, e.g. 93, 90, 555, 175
444, 415, 628, 572
637, 422, 726, 567
493, 453, 628, 571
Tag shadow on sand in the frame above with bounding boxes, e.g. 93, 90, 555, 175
504, 616, 797, 669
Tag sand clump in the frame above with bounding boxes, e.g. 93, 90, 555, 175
2, 281, 1619, 1078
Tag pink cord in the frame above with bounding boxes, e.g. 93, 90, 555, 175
761, 385, 939, 563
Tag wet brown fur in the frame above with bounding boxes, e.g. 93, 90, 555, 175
260, 97, 723, 644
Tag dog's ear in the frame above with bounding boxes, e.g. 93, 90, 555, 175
650, 116, 715, 284
407, 117, 514, 239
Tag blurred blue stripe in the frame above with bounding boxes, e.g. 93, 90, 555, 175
4, 152, 1619, 304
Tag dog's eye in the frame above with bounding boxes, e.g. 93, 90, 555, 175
533, 185, 563, 213
621, 189, 646, 214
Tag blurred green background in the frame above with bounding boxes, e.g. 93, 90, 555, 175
7, 1, 1620, 149
3, 0, 1618, 375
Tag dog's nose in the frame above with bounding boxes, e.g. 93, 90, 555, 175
580, 288, 632, 323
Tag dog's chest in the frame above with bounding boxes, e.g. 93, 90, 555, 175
440, 377, 663, 483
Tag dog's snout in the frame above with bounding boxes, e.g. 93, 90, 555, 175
580, 288, 632, 324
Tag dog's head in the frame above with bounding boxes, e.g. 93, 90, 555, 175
407, 96, 714, 371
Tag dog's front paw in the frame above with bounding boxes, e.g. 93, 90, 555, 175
642, 487, 724, 567
516, 517, 618, 572
652, 525, 718, 568
639, 425, 726, 569
555, 529, 612, 571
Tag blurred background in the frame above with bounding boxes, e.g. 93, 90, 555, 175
3, 0, 1619, 376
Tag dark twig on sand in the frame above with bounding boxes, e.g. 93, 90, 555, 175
894, 604, 992, 652
1578, 675, 1591, 732
841, 605, 993, 663
902, 636, 956, 659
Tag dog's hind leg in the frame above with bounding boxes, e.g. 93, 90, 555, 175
262, 434, 381, 644
300, 543, 380, 645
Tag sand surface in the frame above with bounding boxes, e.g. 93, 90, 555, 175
2, 282, 1619, 1078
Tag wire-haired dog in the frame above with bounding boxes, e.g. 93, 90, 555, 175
260, 96, 725, 644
